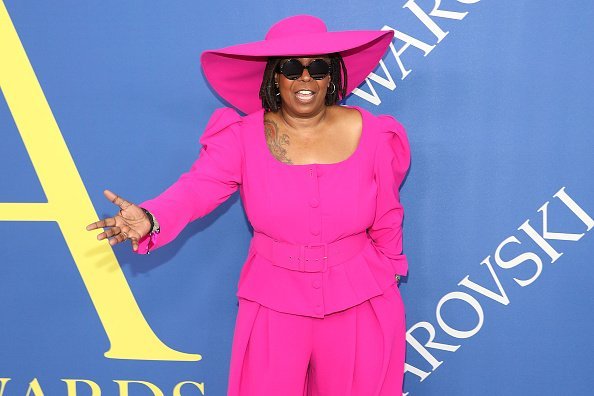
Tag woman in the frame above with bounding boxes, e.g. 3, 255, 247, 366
87, 15, 410, 396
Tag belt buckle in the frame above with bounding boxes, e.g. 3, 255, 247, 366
300, 243, 328, 272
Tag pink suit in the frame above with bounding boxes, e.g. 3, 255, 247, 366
137, 105, 411, 395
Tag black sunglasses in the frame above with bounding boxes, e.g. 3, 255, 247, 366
278, 58, 330, 80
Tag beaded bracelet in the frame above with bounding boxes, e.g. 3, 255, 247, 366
140, 207, 159, 234
139, 207, 160, 254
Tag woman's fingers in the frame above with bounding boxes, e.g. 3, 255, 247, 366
123, 226, 141, 252
107, 225, 137, 246
131, 238, 139, 252
86, 216, 117, 231
96, 226, 121, 241
103, 189, 119, 204
103, 189, 132, 210
109, 231, 127, 246
87, 192, 143, 251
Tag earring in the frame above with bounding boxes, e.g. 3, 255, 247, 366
327, 82, 336, 95
275, 82, 280, 96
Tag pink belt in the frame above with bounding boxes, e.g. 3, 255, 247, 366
251, 231, 369, 273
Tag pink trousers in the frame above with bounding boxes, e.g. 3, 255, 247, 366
227, 284, 406, 396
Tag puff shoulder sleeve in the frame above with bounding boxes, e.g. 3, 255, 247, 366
367, 114, 411, 276
136, 107, 243, 253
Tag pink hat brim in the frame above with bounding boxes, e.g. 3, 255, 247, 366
201, 30, 394, 114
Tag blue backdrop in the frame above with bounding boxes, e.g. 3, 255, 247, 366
1, 1, 593, 395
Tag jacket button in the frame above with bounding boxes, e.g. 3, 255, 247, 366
310, 226, 320, 235
314, 305, 323, 315
312, 280, 321, 289
309, 198, 319, 208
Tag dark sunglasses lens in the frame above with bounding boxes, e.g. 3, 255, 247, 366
308, 59, 330, 79
280, 59, 304, 80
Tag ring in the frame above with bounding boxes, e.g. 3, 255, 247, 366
121, 231, 128, 240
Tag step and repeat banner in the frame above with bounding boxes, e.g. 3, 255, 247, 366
1, 1, 592, 395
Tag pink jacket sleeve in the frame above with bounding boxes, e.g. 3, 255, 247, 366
367, 114, 411, 276
135, 107, 243, 254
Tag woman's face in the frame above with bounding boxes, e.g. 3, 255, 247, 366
275, 56, 331, 116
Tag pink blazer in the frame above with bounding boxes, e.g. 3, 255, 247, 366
137, 106, 410, 318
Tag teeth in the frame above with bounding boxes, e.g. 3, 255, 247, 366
297, 90, 314, 94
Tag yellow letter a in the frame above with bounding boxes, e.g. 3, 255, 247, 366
0, 378, 11, 396
0, 1, 199, 361
25, 379, 44, 396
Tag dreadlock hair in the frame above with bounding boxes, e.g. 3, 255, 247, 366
259, 53, 348, 112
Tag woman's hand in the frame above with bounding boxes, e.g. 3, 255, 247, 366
86, 189, 152, 252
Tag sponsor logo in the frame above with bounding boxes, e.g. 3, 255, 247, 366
0, 378, 205, 396
0, 0, 198, 362
354, 0, 482, 105
402, 187, 592, 395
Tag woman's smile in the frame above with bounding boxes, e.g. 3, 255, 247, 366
295, 89, 316, 103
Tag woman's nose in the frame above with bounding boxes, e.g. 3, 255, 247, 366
299, 68, 312, 81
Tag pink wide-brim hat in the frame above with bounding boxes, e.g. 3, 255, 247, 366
200, 15, 394, 114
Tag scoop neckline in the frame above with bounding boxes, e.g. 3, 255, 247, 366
259, 105, 365, 168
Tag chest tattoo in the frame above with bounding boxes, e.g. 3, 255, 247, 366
264, 119, 293, 164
